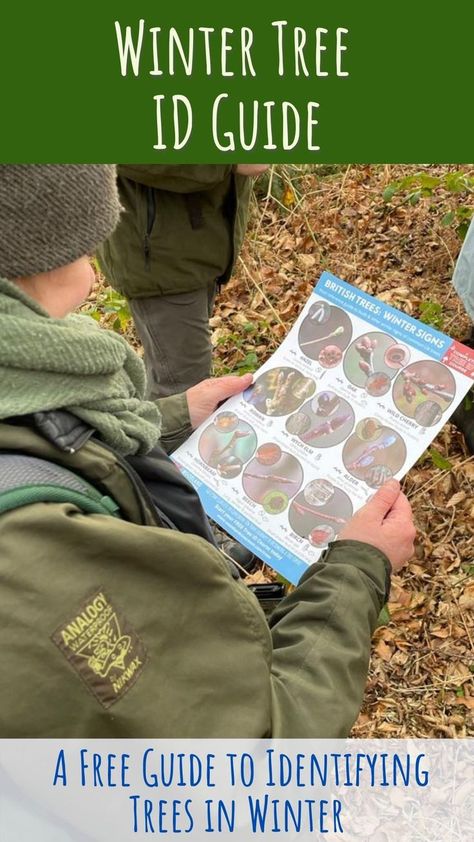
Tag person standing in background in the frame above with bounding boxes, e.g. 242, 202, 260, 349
97, 164, 268, 399
451, 217, 474, 453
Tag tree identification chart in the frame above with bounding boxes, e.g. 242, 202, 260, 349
173, 272, 474, 584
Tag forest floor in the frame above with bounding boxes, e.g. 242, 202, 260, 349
92, 164, 474, 737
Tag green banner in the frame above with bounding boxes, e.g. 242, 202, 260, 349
1, 1, 472, 162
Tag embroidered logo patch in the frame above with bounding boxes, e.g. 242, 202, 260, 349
52, 589, 147, 708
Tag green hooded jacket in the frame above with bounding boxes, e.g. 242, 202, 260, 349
0, 419, 390, 738
96, 165, 252, 299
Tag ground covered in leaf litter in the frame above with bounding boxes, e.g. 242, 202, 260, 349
91, 164, 473, 738
213, 165, 473, 738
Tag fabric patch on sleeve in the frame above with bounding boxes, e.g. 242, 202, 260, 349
51, 589, 147, 709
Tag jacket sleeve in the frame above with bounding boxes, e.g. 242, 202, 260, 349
156, 392, 193, 454
118, 164, 234, 193
268, 540, 390, 737
0, 503, 272, 738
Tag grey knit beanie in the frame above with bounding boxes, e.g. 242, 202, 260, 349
0, 165, 121, 278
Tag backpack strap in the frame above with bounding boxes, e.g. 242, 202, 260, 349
0, 453, 121, 518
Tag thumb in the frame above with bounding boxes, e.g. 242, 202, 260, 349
363, 479, 401, 522
214, 373, 253, 399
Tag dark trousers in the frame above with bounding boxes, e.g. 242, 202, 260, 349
130, 283, 217, 399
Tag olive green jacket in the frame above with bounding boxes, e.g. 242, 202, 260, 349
97, 165, 252, 299
0, 420, 389, 738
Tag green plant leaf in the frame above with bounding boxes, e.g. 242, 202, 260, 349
408, 190, 421, 206
376, 605, 391, 627
236, 352, 258, 372
383, 183, 399, 202
456, 205, 473, 221
444, 172, 472, 193
441, 211, 455, 227
457, 221, 471, 240
428, 448, 453, 471
419, 300, 444, 330
417, 174, 440, 189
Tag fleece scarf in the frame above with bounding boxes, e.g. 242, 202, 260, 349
0, 278, 161, 456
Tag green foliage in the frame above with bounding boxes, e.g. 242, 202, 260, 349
383, 170, 474, 238
419, 300, 444, 331
376, 605, 391, 628
312, 164, 347, 178
213, 322, 267, 375
428, 448, 453, 471
215, 330, 243, 350
441, 204, 473, 239
253, 166, 301, 210
253, 164, 344, 214
83, 288, 131, 334
235, 352, 258, 373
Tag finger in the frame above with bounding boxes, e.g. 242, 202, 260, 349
384, 491, 413, 523
211, 373, 253, 402
362, 479, 401, 521
220, 373, 253, 393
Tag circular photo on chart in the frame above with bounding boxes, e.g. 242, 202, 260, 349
198, 418, 257, 472
298, 304, 352, 362
392, 361, 456, 425
318, 344, 344, 369
307, 300, 332, 325
214, 411, 239, 433
414, 400, 443, 427
242, 451, 303, 509
365, 464, 394, 489
289, 392, 355, 448
311, 391, 342, 417
342, 424, 406, 484
366, 371, 392, 397
262, 490, 290, 515
244, 367, 315, 416
285, 411, 312, 437
303, 478, 336, 507
384, 343, 411, 370
343, 332, 398, 390
289, 482, 353, 546
309, 524, 336, 547
355, 417, 383, 442
256, 442, 282, 466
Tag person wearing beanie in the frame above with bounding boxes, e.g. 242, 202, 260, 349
0, 164, 416, 738
1, 165, 121, 278
0, 164, 249, 455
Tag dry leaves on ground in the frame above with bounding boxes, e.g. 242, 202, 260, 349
92, 163, 473, 738
215, 164, 473, 738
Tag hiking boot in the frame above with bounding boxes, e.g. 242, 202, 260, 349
211, 522, 258, 573
223, 538, 258, 572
